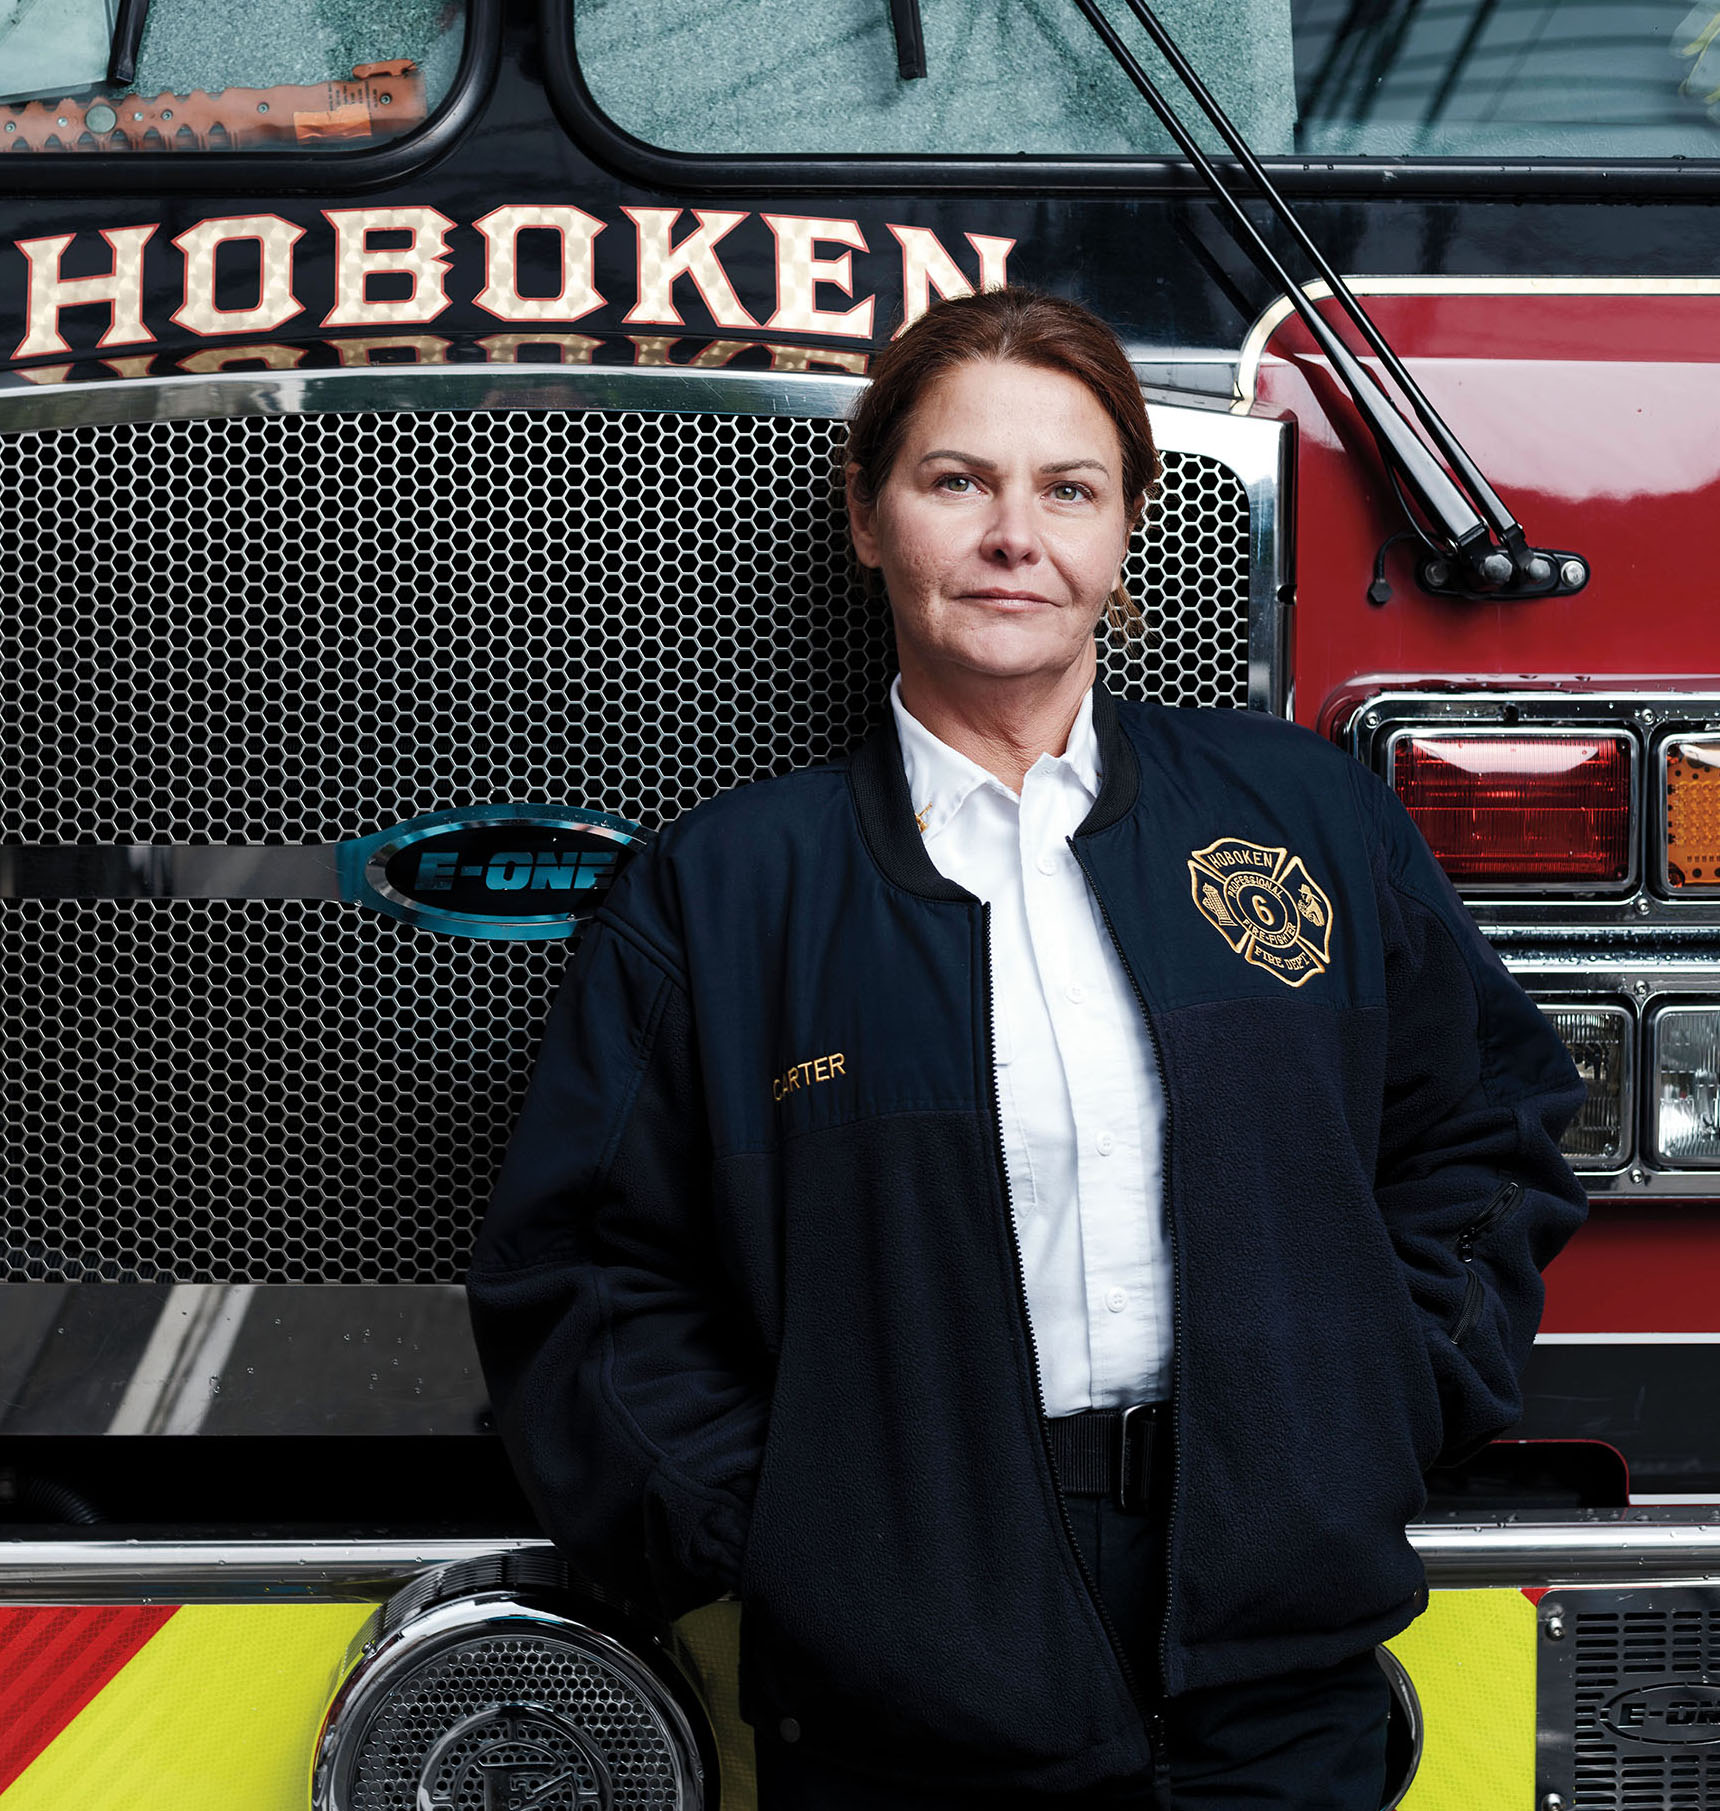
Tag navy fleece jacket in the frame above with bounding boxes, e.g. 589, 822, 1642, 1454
467, 684, 1588, 1793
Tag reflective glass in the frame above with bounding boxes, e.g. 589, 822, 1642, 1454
1545, 1004, 1631, 1166
571, 0, 1720, 162
1655, 1005, 1720, 1166
1, 0, 466, 153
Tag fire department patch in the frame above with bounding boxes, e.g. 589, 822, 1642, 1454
1187, 837, 1334, 988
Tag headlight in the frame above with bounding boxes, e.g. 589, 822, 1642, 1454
1651, 1005, 1720, 1167
1544, 1004, 1633, 1168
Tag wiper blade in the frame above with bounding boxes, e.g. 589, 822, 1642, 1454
1072, 0, 1587, 602
108, 0, 151, 88
890, 0, 928, 79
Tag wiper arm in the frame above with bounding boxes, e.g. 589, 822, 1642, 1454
1072, 0, 1587, 601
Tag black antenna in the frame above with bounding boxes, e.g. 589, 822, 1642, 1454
1071, 0, 1587, 601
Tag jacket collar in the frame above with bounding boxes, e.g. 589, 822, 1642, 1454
847, 676, 1142, 902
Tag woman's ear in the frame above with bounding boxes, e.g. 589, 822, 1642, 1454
845, 462, 882, 570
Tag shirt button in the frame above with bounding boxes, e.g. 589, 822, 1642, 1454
1096, 1131, 1115, 1155
1065, 983, 1086, 1004
780, 1717, 801, 1743
1106, 1287, 1127, 1312
1036, 852, 1058, 876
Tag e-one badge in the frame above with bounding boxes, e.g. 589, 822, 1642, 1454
1188, 837, 1334, 988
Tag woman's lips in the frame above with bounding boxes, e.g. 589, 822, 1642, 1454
960, 588, 1055, 604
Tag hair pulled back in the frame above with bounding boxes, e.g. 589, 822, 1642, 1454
844, 286, 1161, 633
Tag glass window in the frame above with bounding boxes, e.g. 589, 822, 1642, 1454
569, 0, 1298, 156
1, 0, 466, 153
571, 0, 1720, 162
1293, 0, 1720, 157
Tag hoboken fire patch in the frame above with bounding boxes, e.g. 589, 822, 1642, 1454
1188, 837, 1334, 988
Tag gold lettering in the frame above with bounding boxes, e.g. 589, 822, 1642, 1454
771, 1050, 849, 1100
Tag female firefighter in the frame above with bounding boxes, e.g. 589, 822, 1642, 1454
467, 286, 1589, 1809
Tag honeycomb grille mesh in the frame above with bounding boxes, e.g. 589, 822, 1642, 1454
1, 405, 1252, 1282
348, 1633, 684, 1810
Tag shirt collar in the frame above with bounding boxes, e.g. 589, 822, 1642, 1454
889, 674, 1102, 840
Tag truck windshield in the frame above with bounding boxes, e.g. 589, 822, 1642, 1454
0, 0, 466, 153
570, 0, 1720, 162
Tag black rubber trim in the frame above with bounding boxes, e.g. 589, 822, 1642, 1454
1075, 681, 1143, 838
0, 0, 500, 196
541, 0, 1720, 200
846, 708, 976, 905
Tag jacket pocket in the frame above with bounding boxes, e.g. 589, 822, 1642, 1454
1449, 1180, 1523, 1348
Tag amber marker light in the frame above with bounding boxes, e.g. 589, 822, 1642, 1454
1388, 731, 1634, 888
1663, 736, 1720, 892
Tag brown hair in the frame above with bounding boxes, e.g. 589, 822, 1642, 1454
845, 286, 1161, 634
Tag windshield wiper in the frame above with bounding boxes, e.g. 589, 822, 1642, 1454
890, 0, 928, 79
1073, 0, 1588, 603
108, 0, 151, 88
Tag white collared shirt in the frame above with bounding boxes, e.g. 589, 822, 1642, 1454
891, 677, 1173, 1415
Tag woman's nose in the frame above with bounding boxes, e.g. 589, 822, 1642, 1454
978, 489, 1039, 565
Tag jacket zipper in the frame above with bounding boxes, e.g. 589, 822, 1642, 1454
1449, 1180, 1522, 1347
979, 901, 1160, 1737
1068, 842, 1180, 1727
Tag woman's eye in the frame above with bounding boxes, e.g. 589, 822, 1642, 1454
935, 474, 975, 494
1051, 482, 1090, 502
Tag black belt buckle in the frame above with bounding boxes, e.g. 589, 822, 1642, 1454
1116, 1402, 1155, 1512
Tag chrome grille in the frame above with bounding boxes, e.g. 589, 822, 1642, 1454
2, 399, 1253, 1283
349, 1635, 684, 1811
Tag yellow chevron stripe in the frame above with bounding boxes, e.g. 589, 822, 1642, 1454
1, 1603, 376, 1811
1386, 1588, 1537, 1811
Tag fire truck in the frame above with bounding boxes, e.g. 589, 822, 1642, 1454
2, 0, 1717, 1804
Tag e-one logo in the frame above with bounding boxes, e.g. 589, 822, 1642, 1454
1603, 1682, 1720, 1745
414, 849, 618, 894
343, 806, 645, 940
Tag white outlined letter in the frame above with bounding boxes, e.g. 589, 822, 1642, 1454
473, 205, 605, 323
14, 226, 157, 359
623, 208, 758, 329
322, 207, 454, 328
887, 225, 1015, 331
172, 215, 304, 337
762, 215, 873, 340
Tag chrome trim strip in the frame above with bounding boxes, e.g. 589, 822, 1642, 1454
312, 1594, 705, 1811
0, 365, 870, 432
0, 1538, 541, 1598
1151, 408, 1291, 717
1411, 1517, 1720, 1586
0, 372, 1291, 828
1233, 276, 1720, 416
1381, 724, 1640, 898
1375, 1648, 1423, 1811
0, 846, 341, 901
1, 1522, 1718, 1599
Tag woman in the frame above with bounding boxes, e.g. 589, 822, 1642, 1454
467, 287, 1588, 1809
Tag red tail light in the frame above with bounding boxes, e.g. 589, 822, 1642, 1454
1389, 731, 1634, 886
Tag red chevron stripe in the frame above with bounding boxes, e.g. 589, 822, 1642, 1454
0, 1604, 176, 1795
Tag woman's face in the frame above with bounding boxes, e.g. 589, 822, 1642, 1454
848, 358, 1133, 693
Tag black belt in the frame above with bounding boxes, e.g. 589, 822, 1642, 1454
1044, 1401, 1167, 1513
